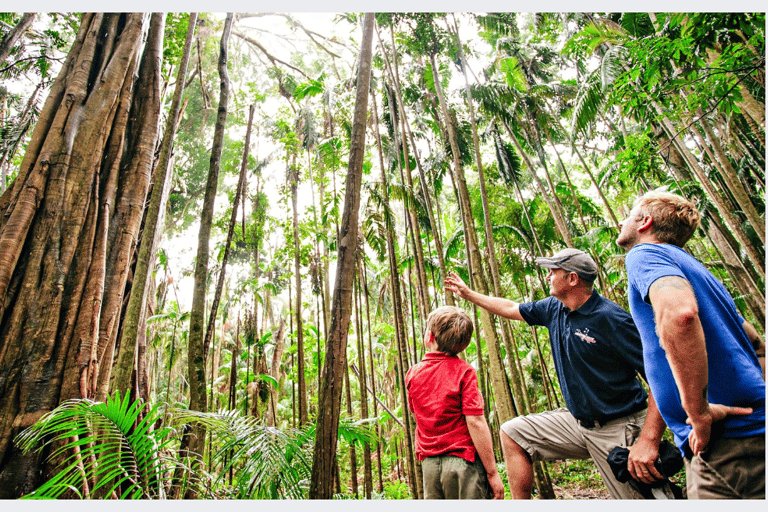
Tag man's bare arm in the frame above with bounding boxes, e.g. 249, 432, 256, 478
445, 271, 524, 321
648, 275, 711, 455
627, 392, 666, 483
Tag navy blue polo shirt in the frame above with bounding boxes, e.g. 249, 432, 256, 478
519, 291, 647, 423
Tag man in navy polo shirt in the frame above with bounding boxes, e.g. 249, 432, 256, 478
445, 248, 667, 499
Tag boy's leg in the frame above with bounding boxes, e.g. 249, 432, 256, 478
421, 457, 445, 499
500, 430, 533, 499
434, 455, 490, 499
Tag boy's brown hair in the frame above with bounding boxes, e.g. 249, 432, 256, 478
633, 190, 701, 247
427, 306, 474, 356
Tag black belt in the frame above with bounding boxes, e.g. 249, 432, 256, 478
577, 402, 648, 430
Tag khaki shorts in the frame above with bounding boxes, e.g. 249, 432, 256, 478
686, 433, 765, 499
500, 407, 647, 499
421, 454, 491, 499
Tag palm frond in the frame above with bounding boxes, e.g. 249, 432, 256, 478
171, 408, 311, 499
618, 13, 655, 38
600, 45, 629, 90
571, 69, 605, 141
492, 128, 523, 188
16, 391, 175, 499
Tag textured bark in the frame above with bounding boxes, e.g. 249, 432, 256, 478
309, 13, 373, 498
111, 13, 197, 396
0, 13, 35, 64
0, 13, 162, 498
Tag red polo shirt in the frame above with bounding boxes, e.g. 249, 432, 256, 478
405, 352, 485, 462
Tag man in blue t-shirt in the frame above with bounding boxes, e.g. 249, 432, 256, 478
445, 249, 668, 499
617, 190, 765, 499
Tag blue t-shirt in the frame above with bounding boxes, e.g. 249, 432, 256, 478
519, 291, 648, 423
625, 243, 765, 453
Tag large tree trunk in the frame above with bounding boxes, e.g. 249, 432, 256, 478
309, 13, 374, 499
111, 13, 197, 397
0, 13, 163, 498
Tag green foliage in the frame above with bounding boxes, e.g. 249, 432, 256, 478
16, 392, 178, 499
377, 13, 451, 57
382, 479, 410, 499
17, 392, 383, 500
475, 13, 520, 46
174, 408, 312, 499
162, 13, 191, 72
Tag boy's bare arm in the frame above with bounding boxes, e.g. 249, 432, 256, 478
465, 414, 505, 499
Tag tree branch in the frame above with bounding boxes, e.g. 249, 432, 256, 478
232, 30, 310, 79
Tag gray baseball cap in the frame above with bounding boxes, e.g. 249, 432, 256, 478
535, 248, 597, 283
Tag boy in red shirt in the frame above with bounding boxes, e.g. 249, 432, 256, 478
406, 306, 505, 499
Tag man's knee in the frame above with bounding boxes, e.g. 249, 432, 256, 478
500, 421, 531, 461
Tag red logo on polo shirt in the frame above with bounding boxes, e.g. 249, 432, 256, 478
574, 328, 596, 344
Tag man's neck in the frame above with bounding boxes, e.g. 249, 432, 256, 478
560, 288, 593, 312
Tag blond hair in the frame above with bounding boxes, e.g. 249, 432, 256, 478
633, 190, 701, 247
426, 306, 474, 356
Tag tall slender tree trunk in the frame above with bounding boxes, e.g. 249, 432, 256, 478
309, 13, 374, 499
429, 52, 515, 422
354, 260, 373, 498
0, 13, 164, 498
0, 13, 35, 64
370, 83, 420, 499
501, 121, 573, 247
653, 106, 764, 277
343, 363, 359, 497
361, 255, 384, 493
289, 149, 308, 425
184, 13, 232, 497
692, 110, 765, 244
203, 104, 254, 364
384, 36, 431, 327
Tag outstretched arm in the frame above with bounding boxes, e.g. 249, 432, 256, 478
466, 414, 505, 499
445, 271, 524, 321
648, 275, 752, 455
